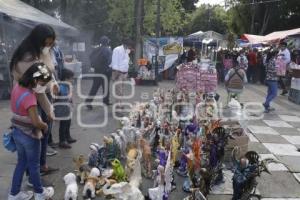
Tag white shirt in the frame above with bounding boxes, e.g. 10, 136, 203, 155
278, 48, 291, 65
111, 45, 130, 73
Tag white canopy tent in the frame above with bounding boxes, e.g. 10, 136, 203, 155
0, 0, 79, 37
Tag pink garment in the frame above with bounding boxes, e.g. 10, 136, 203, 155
11, 84, 37, 116
276, 56, 287, 76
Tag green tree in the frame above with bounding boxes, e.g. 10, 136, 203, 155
189, 5, 229, 34
227, 0, 300, 35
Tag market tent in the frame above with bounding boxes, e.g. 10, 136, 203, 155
240, 28, 300, 45
0, 0, 79, 37
241, 34, 265, 44
188, 30, 203, 39
188, 30, 224, 41
263, 28, 300, 43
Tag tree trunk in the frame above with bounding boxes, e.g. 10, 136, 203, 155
250, 0, 257, 34
134, 0, 144, 66
259, 6, 270, 35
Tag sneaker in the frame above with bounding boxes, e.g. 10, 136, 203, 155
34, 187, 54, 200
46, 147, 57, 157
8, 191, 33, 200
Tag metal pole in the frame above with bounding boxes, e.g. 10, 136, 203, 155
155, 0, 160, 81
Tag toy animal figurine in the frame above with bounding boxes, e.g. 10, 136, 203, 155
139, 137, 152, 178
125, 146, 138, 178
63, 173, 78, 200
111, 159, 126, 182
73, 155, 90, 184
89, 143, 100, 168
83, 168, 100, 199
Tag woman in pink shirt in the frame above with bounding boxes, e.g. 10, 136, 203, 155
8, 63, 54, 200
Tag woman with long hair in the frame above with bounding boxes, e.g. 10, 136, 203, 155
10, 24, 59, 177
8, 63, 54, 200
263, 50, 279, 113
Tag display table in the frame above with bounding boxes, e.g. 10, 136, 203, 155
176, 62, 218, 93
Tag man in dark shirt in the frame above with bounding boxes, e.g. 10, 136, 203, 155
86, 36, 112, 109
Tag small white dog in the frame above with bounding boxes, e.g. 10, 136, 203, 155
82, 168, 100, 199
63, 173, 78, 200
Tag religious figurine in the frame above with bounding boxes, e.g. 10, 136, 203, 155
88, 143, 100, 168
177, 147, 189, 177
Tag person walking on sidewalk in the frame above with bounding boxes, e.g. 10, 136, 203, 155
277, 41, 291, 96
54, 68, 77, 149
225, 60, 247, 106
86, 36, 112, 110
110, 38, 134, 108
263, 50, 279, 113
10, 24, 59, 175
8, 63, 54, 200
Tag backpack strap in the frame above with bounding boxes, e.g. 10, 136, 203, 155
228, 68, 244, 83
15, 91, 31, 115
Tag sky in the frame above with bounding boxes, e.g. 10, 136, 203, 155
196, 0, 225, 6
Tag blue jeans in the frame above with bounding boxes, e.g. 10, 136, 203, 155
264, 80, 278, 108
40, 107, 51, 167
11, 128, 43, 195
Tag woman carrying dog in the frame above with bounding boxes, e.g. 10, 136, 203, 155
8, 63, 54, 200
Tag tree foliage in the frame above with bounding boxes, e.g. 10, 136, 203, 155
227, 0, 300, 35
189, 5, 229, 34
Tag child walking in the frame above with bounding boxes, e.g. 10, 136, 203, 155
54, 68, 77, 148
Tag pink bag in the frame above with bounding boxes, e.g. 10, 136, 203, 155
276, 57, 287, 76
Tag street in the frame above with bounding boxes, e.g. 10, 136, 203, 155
1, 80, 300, 200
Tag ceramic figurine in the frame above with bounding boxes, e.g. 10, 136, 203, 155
177, 147, 189, 177
171, 130, 180, 165
125, 146, 138, 179
88, 143, 100, 168
73, 155, 90, 184
139, 137, 152, 178
82, 168, 100, 199
111, 159, 126, 182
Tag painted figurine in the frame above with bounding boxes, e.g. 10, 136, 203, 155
111, 159, 126, 182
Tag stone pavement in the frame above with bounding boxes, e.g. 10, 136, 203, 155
1, 80, 300, 200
